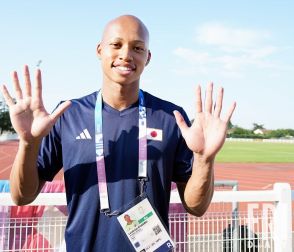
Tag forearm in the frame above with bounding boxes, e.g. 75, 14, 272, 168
182, 154, 214, 216
10, 139, 44, 205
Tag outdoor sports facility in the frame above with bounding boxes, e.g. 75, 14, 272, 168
1, 139, 293, 251
215, 140, 294, 190
1, 139, 294, 188
217, 140, 294, 163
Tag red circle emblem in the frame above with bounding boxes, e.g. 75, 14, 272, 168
151, 131, 157, 138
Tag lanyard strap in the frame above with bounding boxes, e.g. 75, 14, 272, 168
95, 90, 147, 213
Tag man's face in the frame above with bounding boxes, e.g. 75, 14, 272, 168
124, 214, 131, 222
97, 16, 151, 87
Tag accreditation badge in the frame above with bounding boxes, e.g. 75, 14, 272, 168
117, 198, 175, 252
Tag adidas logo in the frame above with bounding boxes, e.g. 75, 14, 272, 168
76, 129, 92, 140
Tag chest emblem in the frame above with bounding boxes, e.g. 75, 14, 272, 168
147, 128, 163, 141
76, 128, 92, 140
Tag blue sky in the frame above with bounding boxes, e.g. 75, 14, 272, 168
1, 1, 293, 129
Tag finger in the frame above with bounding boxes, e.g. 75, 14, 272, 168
195, 85, 202, 113
205, 82, 213, 113
214, 86, 223, 117
34, 68, 43, 105
1, 85, 15, 106
173, 110, 189, 134
24, 65, 32, 97
12, 71, 23, 100
223, 102, 236, 123
50, 100, 72, 123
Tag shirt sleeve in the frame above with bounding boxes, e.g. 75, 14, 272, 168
37, 108, 63, 181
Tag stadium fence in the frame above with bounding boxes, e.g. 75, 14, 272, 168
0, 183, 293, 252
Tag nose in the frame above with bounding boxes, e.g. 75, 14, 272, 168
119, 46, 132, 61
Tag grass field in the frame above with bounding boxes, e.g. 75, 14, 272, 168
216, 141, 294, 163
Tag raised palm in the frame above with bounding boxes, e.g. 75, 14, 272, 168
174, 83, 236, 159
1, 65, 71, 143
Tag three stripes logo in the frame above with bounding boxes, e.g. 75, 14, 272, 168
76, 129, 92, 140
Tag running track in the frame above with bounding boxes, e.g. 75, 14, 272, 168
0, 140, 64, 180
1, 140, 293, 190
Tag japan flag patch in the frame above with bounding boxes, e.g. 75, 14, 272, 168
147, 128, 163, 141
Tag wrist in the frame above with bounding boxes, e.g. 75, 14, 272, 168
19, 138, 42, 151
193, 152, 215, 164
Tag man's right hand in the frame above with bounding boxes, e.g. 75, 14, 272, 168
1, 65, 71, 144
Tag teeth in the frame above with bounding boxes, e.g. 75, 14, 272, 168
116, 66, 132, 71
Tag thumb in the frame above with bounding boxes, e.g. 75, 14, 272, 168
50, 100, 72, 123
173, 110, 189, 134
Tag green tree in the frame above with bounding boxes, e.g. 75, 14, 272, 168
228, 120, 234, 129
228, 126, 257, 138
0, 99, 15, 134
252, 123, 264, 131
267, 129, 294, 138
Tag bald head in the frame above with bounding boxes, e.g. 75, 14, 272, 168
97, 14, 152, 89
101, 15, 150, 47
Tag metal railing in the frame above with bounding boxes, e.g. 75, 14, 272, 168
1, 183, 293, 252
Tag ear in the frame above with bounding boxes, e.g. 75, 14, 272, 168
145, 50, 151, 66
96, 43, 102, 59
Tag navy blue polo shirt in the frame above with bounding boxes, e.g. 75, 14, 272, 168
37, 90, 193, 251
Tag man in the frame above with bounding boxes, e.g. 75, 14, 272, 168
123, 214, 139, 231
1, 15, 235, 251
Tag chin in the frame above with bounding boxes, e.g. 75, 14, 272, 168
115, 78, 140, 86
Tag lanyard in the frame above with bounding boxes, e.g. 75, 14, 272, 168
95, 90, 147, 214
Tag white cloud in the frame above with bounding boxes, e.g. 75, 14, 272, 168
173, 22, 292, 77
195, 22, 270, 49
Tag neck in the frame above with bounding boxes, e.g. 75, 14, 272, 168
101, 82, 140, 111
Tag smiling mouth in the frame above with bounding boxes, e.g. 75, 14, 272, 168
112, 65, 136, 75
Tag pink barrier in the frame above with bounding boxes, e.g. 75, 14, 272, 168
3, 180, 66, 251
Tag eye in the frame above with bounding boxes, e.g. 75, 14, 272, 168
134, 46, 145, 52
110, 42, 121, 48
